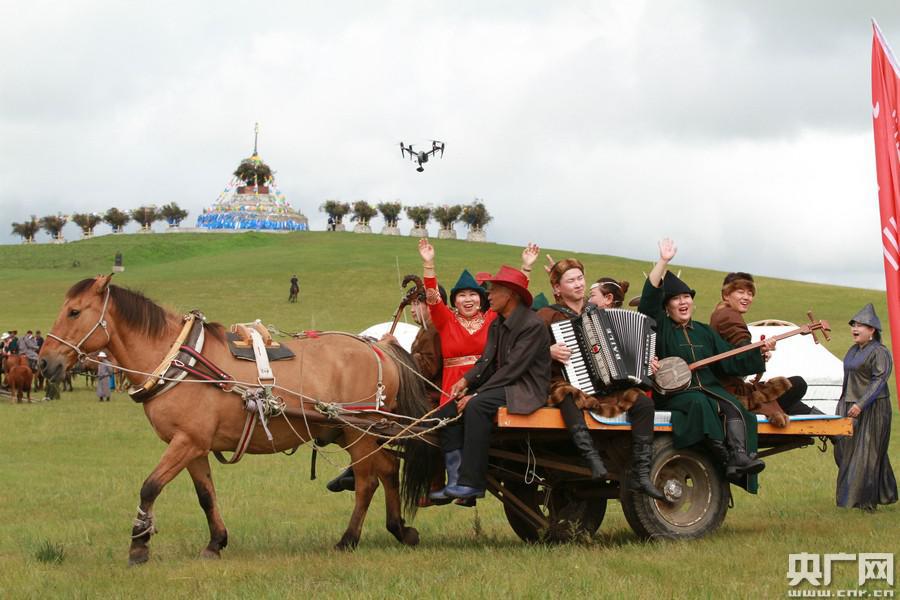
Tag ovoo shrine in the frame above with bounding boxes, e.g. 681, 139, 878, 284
196, 124, 308, 231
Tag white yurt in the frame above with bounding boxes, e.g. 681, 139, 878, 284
748, 320, 845, 415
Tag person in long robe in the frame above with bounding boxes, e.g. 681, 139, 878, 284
834, 303, 898, 510
639, 239, 775, 492
96, 352, 112, 402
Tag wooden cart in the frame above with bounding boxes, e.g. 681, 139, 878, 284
481, 408, 852, 542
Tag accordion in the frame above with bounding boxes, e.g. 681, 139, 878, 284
550, 306, 657, 396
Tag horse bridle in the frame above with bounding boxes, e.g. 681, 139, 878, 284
46, 287, 112, 360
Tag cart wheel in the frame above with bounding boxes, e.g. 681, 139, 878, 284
501, 479, 607, 543
620, 435, 728, 540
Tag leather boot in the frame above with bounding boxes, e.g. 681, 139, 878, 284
705, 438, 730, 470
326, 466, 355, 493
428, 449, 462, 503
725, 419, 765, 481
628, 435, 666, 500
559, 395, 607, 480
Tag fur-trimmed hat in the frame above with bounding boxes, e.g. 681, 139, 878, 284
450, 269, 488, 308
548, 258, 584, 287
662, 271, 695, 305
722, 272, 756, 298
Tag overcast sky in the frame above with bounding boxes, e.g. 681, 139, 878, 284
2, 1, 898, 289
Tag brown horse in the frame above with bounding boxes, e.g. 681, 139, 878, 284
6, 354, 34, 404
8, 362, 33, 403
3, 353, 24, 386
39, 275, 435, 565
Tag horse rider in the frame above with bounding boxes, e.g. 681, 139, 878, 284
289, 275, 300, 303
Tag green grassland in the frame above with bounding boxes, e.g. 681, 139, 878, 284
0, 231, 897, 599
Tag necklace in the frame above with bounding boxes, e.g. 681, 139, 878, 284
456, 312, 485, 334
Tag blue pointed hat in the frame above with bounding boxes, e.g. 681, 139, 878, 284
450, 269, 488, 308
849, 303, 882, 331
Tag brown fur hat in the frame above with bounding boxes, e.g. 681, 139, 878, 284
722, 272, 756, 299
548, 258, 584, 287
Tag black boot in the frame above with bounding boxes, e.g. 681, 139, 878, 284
628, 435, 666, 500
725, 419, 765, 481
326, 466, 355, 493
705, 438, 730, 471
559, 395, 607, 480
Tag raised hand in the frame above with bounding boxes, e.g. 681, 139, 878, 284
418, 238, 435, 265
658, 238, 677, 262
521, 243, 540, 270
649, 239, 677, 286
544, 253, 556, 274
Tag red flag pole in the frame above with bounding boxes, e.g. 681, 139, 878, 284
871, 20, 900, 409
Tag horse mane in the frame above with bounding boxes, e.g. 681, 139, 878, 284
66, 279, 225, 342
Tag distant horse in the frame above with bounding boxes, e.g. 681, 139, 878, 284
2, 353, 25, 386
288, 280, 299, 303
8, 362, 33, 403
40, 275, 434, 565
76, 352, 101, 388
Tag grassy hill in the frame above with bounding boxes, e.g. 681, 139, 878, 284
0, 231, 896, 598
0, 230, 889, 354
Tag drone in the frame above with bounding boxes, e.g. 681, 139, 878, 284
400, 140, 445, 172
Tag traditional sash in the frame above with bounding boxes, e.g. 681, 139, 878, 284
443, 354, 481, 368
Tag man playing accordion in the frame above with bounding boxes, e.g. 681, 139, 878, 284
537, 258, 665, 500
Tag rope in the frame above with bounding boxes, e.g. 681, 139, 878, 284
131, 507, 157, 539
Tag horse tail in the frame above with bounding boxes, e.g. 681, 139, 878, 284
380, 343, 441, 517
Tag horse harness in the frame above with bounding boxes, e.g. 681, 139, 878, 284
46, 287, 113, 360
47, 294, 392, 464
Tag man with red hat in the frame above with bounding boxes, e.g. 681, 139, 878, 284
434, 265, 552, 500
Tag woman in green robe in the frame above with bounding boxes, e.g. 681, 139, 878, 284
638, 239, 775, 492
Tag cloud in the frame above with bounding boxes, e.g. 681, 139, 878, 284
0, 1, 895, 289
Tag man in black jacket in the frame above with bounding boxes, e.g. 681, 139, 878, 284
437, 265, 551, 500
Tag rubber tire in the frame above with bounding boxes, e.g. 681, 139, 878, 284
501, 479, 608, 543
620, 435, 729, 541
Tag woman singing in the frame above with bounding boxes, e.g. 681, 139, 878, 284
834, 304, 898, 511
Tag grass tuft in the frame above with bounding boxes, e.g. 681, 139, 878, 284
34, 540, 65, 564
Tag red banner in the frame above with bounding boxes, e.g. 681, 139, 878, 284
871, 20, 900, 408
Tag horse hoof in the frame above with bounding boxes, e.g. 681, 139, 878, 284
402, 527, 420, 547
128, 550, 150, 566
334, 533, 359, 551
200, 548, 221, 560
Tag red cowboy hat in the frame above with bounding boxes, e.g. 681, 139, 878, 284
483, 265, 532, 307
